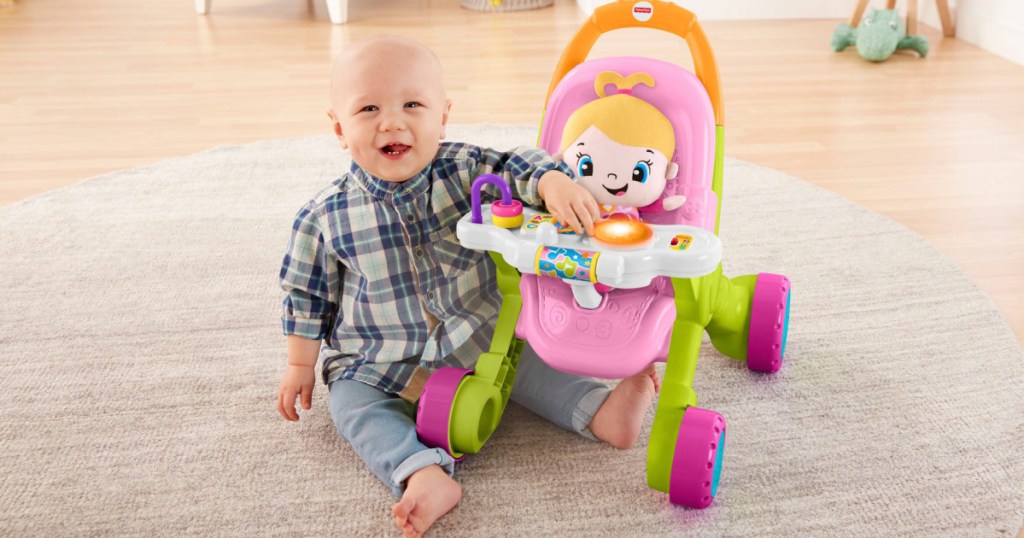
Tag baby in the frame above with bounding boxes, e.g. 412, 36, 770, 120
276, 35, 659, 538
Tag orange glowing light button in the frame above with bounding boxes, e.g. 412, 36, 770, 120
592, 219, 654, 249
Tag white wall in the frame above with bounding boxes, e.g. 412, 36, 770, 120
922, 0, 1024, 66
578, 0, 1024, 66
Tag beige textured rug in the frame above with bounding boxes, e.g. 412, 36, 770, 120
1, 125, 1022, 537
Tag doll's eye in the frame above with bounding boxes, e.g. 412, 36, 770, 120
577, 155, 593, 177
632, 161, 651, 183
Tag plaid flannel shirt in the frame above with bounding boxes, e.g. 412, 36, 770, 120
280, 142, 571, 402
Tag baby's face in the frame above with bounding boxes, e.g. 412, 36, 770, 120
329, 40, 450, 183
564, 125, 673, 208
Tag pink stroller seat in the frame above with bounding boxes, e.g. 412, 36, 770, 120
518, 56, 718, 378
516, 275, 676, 378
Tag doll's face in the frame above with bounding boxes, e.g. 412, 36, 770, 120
563, 125, 675, 208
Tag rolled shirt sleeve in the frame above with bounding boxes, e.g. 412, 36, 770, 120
280, 201, 342, 340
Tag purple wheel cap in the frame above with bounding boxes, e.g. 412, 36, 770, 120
748, 273, 791, 373
669, 407, 726, 509
416, 367, 473, 460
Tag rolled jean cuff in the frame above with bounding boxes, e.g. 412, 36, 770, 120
572, 386, 610, 441
389, 447, 456, 497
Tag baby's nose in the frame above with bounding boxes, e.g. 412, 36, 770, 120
379, 112, 406, 131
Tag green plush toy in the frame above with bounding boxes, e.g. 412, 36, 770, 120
831, 8, 929, 62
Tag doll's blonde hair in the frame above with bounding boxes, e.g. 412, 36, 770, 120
560, 72, 675, 160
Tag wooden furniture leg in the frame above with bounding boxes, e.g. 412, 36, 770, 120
850, 0, 871, 26
325, 0, 348, 24
934, 0, 955, 37
907, 0, 918, 34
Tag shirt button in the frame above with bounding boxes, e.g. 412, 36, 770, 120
414, 248, 424, 258
405, 213, 415, 223
427, 291, 435, 301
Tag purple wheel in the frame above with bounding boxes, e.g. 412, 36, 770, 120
669, 407, 726, 509
747, 273, 791, 373
415, 367, 473, 460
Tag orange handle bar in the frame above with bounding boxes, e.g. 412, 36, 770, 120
544, 0, 723, 125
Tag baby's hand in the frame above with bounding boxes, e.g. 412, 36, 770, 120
537, 170, 601, 236
277, 364, 315, 421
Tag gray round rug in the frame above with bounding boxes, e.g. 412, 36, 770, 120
0, 125, 1021, 537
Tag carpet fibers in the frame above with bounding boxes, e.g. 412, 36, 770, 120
1, 125, 1021, 537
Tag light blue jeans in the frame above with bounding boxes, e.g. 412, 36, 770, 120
328, 345, 610, 497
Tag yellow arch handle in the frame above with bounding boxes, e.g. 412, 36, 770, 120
544, 0, 724, 125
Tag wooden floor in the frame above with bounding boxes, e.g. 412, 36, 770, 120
1, 0, 1022, 347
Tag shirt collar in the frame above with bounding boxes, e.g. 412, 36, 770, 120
350, 161, 431, 205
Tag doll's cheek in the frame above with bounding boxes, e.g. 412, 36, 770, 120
642, 178, 666, 197
577, 176, 600, 192
639, 180, 667, 205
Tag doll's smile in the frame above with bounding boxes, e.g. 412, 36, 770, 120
603, 183, 628, 197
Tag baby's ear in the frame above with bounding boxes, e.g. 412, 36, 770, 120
327, 109, 348, 149
440, 100, 453, 140
666, 162, 679, 180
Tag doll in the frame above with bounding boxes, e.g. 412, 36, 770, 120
554, 72, 685, 299
555, 71, 685, 221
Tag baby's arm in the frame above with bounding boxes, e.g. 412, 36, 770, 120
537, 170, 600, 236
277, 200, 342, 421
277, 335, 320, 421
462, 145, 600, 235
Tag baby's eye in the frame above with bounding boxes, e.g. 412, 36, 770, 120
632, 161, 650, 183
576, 155, 593, 177
360, 105, 379, 113
404, 102, 422, 108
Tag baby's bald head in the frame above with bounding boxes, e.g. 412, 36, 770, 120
325, 35, 452, 183
330, 35, 446, 112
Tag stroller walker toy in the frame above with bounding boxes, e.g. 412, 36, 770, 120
416, 0, 791, 509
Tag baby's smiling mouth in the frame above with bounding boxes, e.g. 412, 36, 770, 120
380, 143, 411, 158
603, 184, 628, 197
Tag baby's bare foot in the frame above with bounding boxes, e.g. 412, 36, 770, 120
391, 464, 462, 538
588, 364, 660, 449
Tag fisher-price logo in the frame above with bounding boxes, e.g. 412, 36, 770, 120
632, 1, 654, 22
